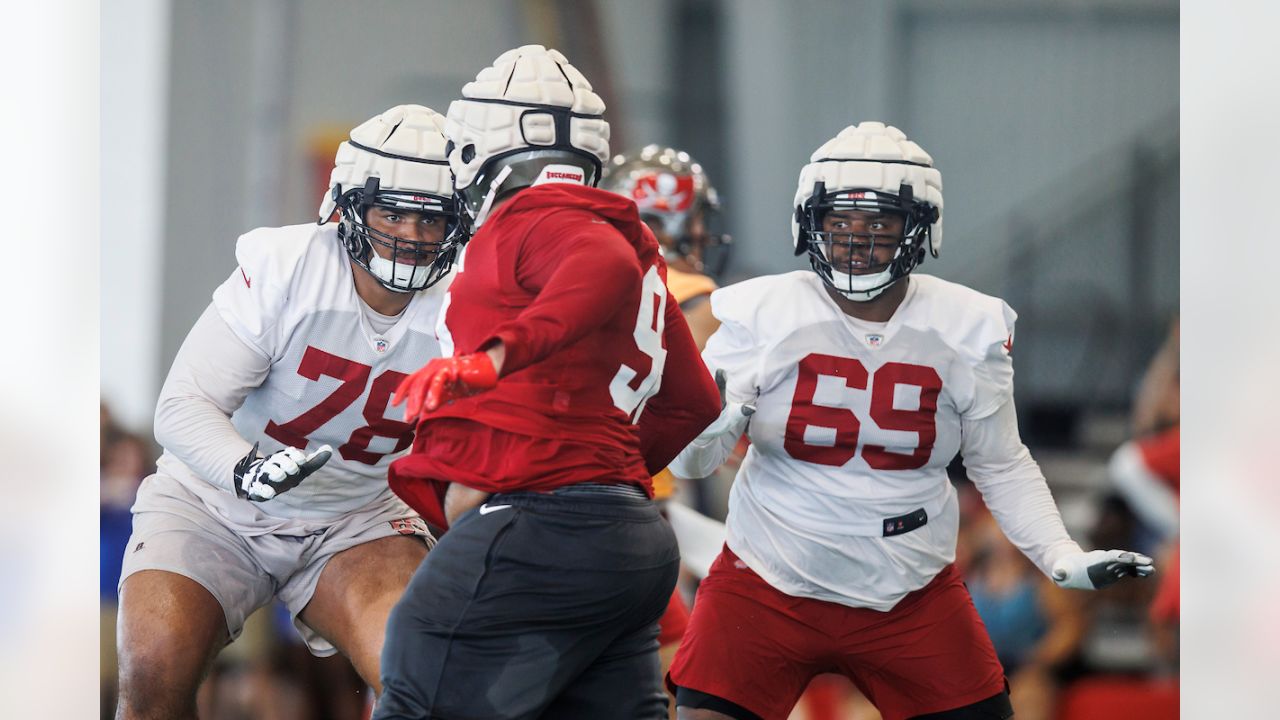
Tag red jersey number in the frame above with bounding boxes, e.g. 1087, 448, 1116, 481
264, 346, 414, 465
783, 353, 942, 470
610, 264, 669, 423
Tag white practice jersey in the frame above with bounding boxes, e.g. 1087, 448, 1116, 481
710, 271, 1017, 610
155, 223, 448, 522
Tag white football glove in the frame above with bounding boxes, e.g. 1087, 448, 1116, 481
1051, 549, 1155, 590
695, 369, 756, 442
233, 441, 333, 502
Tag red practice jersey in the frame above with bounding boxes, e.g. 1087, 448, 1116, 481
389, 183, 721, 525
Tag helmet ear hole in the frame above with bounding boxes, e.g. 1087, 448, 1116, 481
461, 144, 476, 164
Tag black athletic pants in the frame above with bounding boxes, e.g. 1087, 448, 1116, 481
375, 483, 680, 720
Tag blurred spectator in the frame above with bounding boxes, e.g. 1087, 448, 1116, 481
101, 432, 150, 565
960, 483, 1087, 720
100, 403, 153, 719
1130, 316, 1179, 437
1110, 315, 1179, 542
1108, 427, 1179, 542
266, 601, 370, 719
1075, 494, 1159, 674
1114, 316, 1180, 676
1148, 543, 1179, 673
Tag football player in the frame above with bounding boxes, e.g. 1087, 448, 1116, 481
664, 122, 1155, 720
602, 145, 731, 349
375, 46, 722, 720
602, 146, 734, 714
115, 105, 456, 719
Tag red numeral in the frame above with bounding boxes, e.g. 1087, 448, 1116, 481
783, 353, 941, 470
338, 369, 414, 464
265, 347, 371, 448
784, 354, 865, 466
862, 362, 942, 470
264, 346, 415, 466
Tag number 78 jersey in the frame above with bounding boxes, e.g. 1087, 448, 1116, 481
201, 224, 447, 520
709, 271, 1016, 603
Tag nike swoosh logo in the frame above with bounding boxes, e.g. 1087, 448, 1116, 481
478, 503, 513, 515
240, 267, 252, 288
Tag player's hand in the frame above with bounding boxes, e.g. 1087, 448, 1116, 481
1051, 549, 1154, 590
392, 352, 499, 421
234, 441, 332, 502
695, 369, 756, 442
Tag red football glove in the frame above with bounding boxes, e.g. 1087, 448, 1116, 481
393, 352, 500, 421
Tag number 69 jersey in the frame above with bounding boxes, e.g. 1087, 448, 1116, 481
709, 271, 1016, 610
157, 223, 448, 522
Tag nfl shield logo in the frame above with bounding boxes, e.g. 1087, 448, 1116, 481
865, 334, 884, 348
374, 338, 389, 353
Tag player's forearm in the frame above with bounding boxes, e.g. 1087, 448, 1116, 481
154, 305, 271, 494
963, 402, 1083, 576
973, 462, 1081, 578
155, 396, 255, 494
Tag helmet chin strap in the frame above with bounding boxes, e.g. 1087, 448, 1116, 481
471, 164, 514, 230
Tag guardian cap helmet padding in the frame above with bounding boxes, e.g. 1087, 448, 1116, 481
792, 122, 942, 302
319, 104, 461, 292
444, 45, 611, 232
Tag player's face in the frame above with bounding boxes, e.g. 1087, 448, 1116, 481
642, 210, 710, 271
684, 210, 709, 263
365, 206, 447, 263
641, 216, 673, 250
819, 210, 904, 275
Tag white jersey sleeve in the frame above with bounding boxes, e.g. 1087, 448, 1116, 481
154, 304, 270, 495
667, 298, 760, 479
962, 399, 1083, 577
211, 225, 312, 358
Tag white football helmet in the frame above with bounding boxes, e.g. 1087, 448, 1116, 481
601, 145, 732, 275
792, 122, 943, 301
318, 104, 461, 292
444, 45, 611, 232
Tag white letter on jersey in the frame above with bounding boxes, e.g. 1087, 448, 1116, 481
610, 265, 668, 422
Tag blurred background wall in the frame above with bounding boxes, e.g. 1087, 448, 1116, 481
102, 0, 1177, 440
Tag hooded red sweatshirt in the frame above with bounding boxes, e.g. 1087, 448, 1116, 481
388, 182, 722, 527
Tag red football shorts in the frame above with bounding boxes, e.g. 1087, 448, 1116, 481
667, 546, 1006, 720
658, 587, 690, 646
